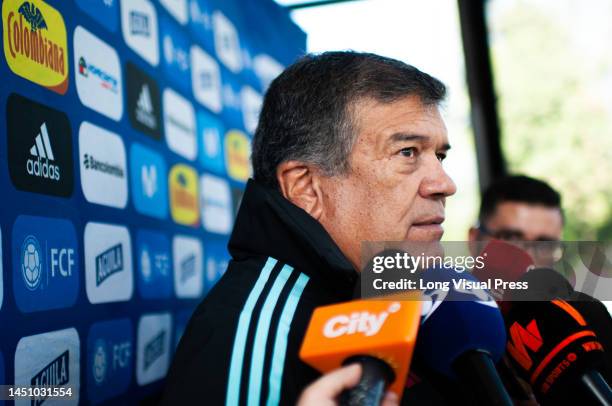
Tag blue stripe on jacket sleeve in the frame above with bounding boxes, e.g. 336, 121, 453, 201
226, 257, 278, 406
266, 272, 310, 406
247, 265, 294, 405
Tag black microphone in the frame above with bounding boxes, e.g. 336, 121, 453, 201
505, 267, 612, 384
505, 291, 611, 405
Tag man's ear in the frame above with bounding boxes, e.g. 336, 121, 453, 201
276, 161, 324, 219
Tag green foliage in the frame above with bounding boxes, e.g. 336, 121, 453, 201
490, 1, 612, 240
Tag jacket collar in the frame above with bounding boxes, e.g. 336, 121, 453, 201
229, 179, 358, 297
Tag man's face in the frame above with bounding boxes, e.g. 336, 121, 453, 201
469, 201, 564, 266
478, 202, 563, 242
317, 96, 456, 269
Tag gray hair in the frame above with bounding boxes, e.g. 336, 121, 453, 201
251, 51, 447, 189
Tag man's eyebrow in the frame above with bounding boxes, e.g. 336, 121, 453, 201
389, 133, 429, 143
388, 133, 452, 151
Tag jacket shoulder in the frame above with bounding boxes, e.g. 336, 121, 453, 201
161, 256, 321, 405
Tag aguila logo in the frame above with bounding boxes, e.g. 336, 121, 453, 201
3, 0, 69, 94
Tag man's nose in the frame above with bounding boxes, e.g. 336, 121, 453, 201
418, 157, 457, 199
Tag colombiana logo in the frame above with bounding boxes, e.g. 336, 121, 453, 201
3, 0, 69, 93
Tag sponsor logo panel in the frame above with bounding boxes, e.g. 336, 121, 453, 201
7, 93, 73, 197
200, 173, 232, 234
204, 239, 229, 294
14, 327, 80, 406
161, 14, 191, 92
2, 0, 69, 94
12, 215, 79, 313
172, 235, 203, 298
121, 0, 159, 66
169, 164, 199, 227
253, 54, 284, 91
241, 85, 262, 135
221, 75, 243, 126
160, 0, 188, 25
126, 62, 162, 140
87, 319, 133, 404
74, 26, 123, 121
84, 222, 133, 304
79, 122, 127, 208
75, 0, 118, 32
191, 45, 222, 113
136, 313, 172, 385
130, 143, 168, 219
212, 11, 242, 73
189, 0, 215, 51
225, 129, 251, 182
197, 109, 225, 174
136, 230, 172, 299
163, 88, 196, 160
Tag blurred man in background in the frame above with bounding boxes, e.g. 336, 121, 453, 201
469, 174, 611, 402
468, 175, 563, 266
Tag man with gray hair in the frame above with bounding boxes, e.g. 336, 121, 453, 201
161, 51, 456, 405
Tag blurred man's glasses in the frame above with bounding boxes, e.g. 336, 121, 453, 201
477, 224, 563, 263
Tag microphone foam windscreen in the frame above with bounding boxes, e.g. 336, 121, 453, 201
505, 298, 605, 398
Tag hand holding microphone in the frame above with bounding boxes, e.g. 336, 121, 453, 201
297, 364, 399, 406
299, 296, 422, 405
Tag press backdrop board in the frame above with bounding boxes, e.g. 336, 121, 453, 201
0, 0, 306, 403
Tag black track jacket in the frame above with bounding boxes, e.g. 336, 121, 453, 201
161, 179, 358, 405
160, 179, 457, 405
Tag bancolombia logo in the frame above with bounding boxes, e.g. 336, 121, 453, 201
2, 0, 69, 94
7, 93, 73, 197
79, 122, 128, 208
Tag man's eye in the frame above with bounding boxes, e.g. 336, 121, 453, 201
399, 147, 416, 158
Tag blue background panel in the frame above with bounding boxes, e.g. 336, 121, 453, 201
0, 0, 305, 403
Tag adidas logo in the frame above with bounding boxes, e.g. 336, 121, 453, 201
26, 122, 60, 181
135, 84, 157, 130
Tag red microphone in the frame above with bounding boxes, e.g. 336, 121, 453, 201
472, 239, 535, 287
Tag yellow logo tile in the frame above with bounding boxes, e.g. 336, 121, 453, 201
3, 0, 69, 94
225, 129, 251, 182
169, 163, 199, 227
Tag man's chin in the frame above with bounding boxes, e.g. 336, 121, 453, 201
405, 224, 444, 241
